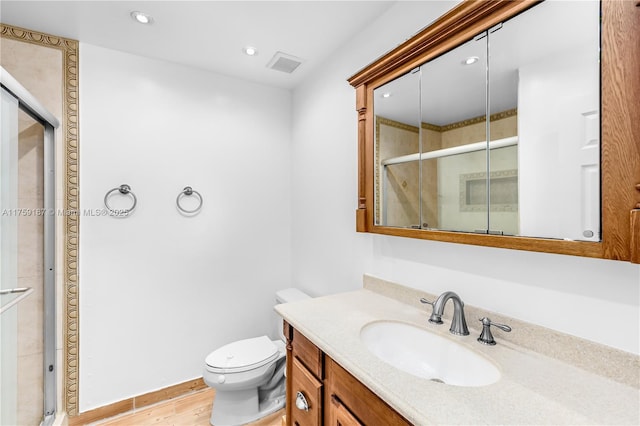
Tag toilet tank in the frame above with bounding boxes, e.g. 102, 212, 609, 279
275, 288, 310, 341
275, 288, 310, 305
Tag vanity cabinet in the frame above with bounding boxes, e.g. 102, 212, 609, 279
284, 322, 411, 426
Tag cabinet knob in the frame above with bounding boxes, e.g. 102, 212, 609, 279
295, 391, 310, 411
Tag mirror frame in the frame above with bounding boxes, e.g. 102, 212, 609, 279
348, 0, 640, 263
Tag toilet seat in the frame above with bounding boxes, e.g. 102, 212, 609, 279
205, 335, 279, 374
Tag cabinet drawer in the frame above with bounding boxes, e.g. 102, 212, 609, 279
325, 357, 411, 426
292, 328, 323, 380
290, 357, 323, 426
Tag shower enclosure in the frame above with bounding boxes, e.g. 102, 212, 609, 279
1, 66, 58, 426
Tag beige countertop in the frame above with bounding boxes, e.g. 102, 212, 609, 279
275, 276, 640, 425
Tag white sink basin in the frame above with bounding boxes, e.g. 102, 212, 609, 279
360, 321, 501, 387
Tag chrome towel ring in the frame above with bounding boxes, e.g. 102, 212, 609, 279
176, 186, 203, 214
104, 184, 137, 216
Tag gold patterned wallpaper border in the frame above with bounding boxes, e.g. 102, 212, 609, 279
1, 23, 80, 416
376, 116, 420, 133
439, 108, 518, 132
377, 108, 518, 134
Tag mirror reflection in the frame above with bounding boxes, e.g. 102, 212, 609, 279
375, 69, 420, 228
420, 36, 495, 234
374, 0, 600, 241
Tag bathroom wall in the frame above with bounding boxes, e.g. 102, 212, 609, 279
290, 0, 640, 356
79, 44, 292, 411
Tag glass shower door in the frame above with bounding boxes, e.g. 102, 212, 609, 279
1, 80, 56, 425
1, 85, 20, 426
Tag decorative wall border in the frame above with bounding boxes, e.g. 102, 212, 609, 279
375, 108, 517, 134
1, 23, 80, 416
376, 116, 419, 134
438, 108, 518, 132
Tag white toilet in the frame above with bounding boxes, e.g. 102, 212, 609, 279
203, 288, 310, 426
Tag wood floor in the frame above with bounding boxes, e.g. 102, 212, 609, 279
89, 388, 284, 426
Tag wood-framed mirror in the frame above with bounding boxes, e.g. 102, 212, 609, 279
348, 0, 640, 263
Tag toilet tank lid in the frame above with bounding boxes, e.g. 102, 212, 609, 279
275, 288, 310, 304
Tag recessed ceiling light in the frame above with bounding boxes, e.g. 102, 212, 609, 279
382, 92, 392, 98
131, 11, 153, 25
243, 46, 258, 56
463, 56, 479, 65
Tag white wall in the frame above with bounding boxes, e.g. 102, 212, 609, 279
79, 44, 292, 411
291, 0, 640, 355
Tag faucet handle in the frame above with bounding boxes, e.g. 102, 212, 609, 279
477, 317, 512, 345
420, 298, 443, 324
419, 297, 433, 306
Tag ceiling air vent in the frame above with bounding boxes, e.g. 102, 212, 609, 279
266, 51, 303, 74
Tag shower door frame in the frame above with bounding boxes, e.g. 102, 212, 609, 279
1, 66, 59, 425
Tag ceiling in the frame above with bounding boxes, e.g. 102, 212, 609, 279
0, 1, 395, 89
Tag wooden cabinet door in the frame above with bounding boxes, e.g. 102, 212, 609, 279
324, 357, 411, 426
330, 395, 364, 426
290, 357, 322, 426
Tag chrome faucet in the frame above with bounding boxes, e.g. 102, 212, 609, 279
420, 291, 469, 336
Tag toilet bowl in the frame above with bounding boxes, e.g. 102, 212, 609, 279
203, 288, 310, 426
